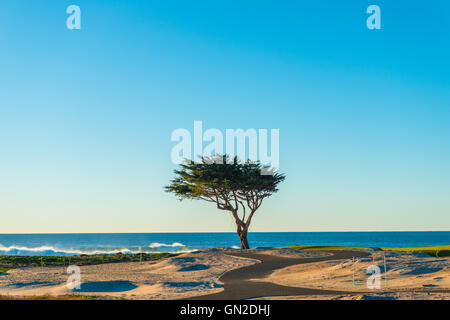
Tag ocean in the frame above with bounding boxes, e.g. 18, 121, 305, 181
0, 232, 449, 256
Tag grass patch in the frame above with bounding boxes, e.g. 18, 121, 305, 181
284, 245, 368, 251
380, 245, 450, 257
0, 252, 177, 271
284, 244, 450, 257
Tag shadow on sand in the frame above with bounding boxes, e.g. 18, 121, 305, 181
74, 280, 138, 293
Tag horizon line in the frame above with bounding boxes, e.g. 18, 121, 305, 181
0, 230, 449, 235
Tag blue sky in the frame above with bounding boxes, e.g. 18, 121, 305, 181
0, 1, 449, 233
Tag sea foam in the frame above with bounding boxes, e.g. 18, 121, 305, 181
0, 243, 195, 256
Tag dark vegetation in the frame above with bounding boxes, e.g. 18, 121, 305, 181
0, 252, 177, 272
286, 245, 450, 257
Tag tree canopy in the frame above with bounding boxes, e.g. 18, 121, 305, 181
165, 155, 285, 248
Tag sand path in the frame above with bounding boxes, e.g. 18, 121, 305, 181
189, 250, 450, 300
189, 250, 368, 299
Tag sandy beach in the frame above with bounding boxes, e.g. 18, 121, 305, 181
0, 250, 254, 299
262, 250, 450, 290
0, 248, 449, 300
0, 248, 327, 299
259, 249, 450, 299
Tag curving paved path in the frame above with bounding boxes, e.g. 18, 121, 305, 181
188, 250, 369, 300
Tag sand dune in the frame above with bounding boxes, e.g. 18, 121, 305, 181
0, 250, 258, 299
0, 249, 448, 300
0, 248, 328, 299
262, 250, 450, 296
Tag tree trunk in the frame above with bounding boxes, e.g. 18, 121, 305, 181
237, 224, 250, 249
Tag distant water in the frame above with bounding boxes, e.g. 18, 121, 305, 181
0, 232, 449, 256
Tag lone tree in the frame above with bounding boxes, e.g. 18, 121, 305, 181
165, 155, 285, 249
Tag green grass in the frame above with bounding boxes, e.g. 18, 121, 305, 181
284, 244, 450, 257
285, 245, 368, 251
380, 245, 450, 257
0, 252, 177, 271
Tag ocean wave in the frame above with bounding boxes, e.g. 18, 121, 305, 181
149, 242, 185, 248
0, 244, 196, 256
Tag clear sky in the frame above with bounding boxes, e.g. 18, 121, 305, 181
0, 1, 449, 233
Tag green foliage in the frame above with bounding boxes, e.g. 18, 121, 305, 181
165, 155, 285, 204
380, 245, 450, 257
165, 155, 286, 249
0, 252, 176, 270
285, 244, 450, 257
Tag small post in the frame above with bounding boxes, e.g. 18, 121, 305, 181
139, 247, 142, 264
352, 257, 355, 285
384, 254, 388, 288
